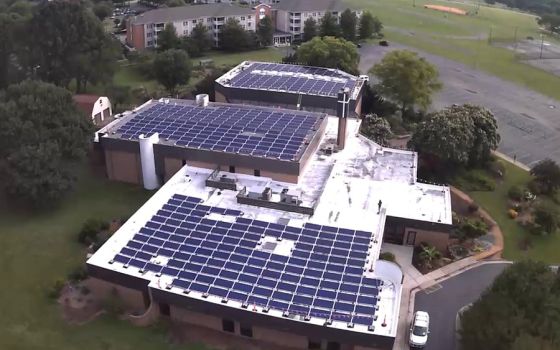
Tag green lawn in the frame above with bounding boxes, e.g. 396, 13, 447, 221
458, 161, 560, 263
199, 47, 285, 68
350, 0, 560, 100
0, 166, 206, 350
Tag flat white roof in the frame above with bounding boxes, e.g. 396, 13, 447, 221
89, 112, 452, 340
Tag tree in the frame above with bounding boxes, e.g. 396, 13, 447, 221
408, 109, 475, 165
361, 114, 392, 146
339, 9, 357, 42
157, 23, 181, 52
370, 50, 442, 113
256, 15, 274, 47
465, 105, 501, 165
105, 85, 131, 113
319, 12, 341, 37
459, 261, 560, 350
191, 67, 231, 101
297, 36, 360, 74
409, 104, 500, 167
0, 80, 93, 207
530, 159, 560, 195
93, 1, 113, 21
27, 1, 119, 92
166, 0, 186, 7
183, 22, 213, 57
153, 49, 192, 95
534, 202, 559, 234
303, 17, 317, 42
457, 218, 488, 242
538, 14, 560, 34
359, 11, 382, 39
220, 18, 253, 52
0, 12, 26, 89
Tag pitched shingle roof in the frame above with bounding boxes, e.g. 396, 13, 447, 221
131, 3, 254, 25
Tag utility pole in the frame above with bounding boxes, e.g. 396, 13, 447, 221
513, 26, 518, 54
488, 26, 493, 44
540, 34, 545, 59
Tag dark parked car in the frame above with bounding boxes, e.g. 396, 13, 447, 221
379, 40, 389, 47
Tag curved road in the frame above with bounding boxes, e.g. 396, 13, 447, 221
412, 262, 510, 350
359, 44, 560, 167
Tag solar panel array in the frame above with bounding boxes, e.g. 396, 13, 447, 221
227, 62, 358, 98
112, 194, 383, 328
115, 103, 322, 161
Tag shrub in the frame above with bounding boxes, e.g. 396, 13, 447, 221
68, 266, 89, 283
508, 185, 524, 201
508, 209, 519, 219
530, 159, 560, 195
47, 279, 66, 299
533, 202, 559, 235
460, 170, 496, 191
457, 218, 488, 241
379, 251, 396, 262
78, 218, 109, 245
467, 203, 479, 214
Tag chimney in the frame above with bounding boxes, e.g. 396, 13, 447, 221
196, 94, 209, 107
336, 87, 350, 149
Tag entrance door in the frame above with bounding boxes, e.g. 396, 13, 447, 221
406, 231, 417, 245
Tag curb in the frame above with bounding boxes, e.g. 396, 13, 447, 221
493, 151, 530, 171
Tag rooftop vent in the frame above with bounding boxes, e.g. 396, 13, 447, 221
196, 94, 209, 107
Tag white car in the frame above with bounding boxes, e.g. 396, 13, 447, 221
409, 311, 430, 348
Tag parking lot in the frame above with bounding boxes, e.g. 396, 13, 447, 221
359, 43, 560, 167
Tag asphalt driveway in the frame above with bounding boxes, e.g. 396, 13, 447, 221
359, 44, 560, 167
412, 262, 510, 350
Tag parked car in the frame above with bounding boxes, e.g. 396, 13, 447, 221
409, 311, 430, 348
379, 40, 389, 47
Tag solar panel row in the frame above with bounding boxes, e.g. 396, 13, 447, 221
228, 62, 357, 97
111, 194, 382, 327
116, 103, 322, 161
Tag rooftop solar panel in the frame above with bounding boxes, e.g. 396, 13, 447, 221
110, 194, 383, 327
115, 102, 322, 162
226, 62, 358, 98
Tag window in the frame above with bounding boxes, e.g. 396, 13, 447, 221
247, 15, 252, 19
308, 340, 321, 350
229, 165, 235, 173
207, 18, 212, 22
183, 21, 188, 26
254, 169, 260, 177
241, 16, 245, 21
240, 324, 253, 337
222, 319, 235, 333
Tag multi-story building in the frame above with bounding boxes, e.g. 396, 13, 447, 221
126, 0, 362, 50
272, 0, 362, 42
126, 3, 257, 50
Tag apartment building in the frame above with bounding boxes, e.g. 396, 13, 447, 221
126, 3, 256, 49
273, 0, 362, 41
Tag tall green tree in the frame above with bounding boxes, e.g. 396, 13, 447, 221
530, 159, 560, 195
303, 17, 317, 42
370, 50, 442, 113
153, 49, 192, 95
93, 1, 113, 21
319, 12, 341, 37
220, 18, 253, 52
105, 85, 131, 113
538, 14, 560, 34
359, 11, 382, 39
257, 15, 274, 46
534, 202, 559, 234
27, 1, 118, 92
157, 23, 181, 52
339, 9, 357, 42
0, 80, 93, 207
296, 36, 359, 74
361, 114, 392, 146
191, 66, 231, 101
460, 261, 560, 350
183, 22, 213, 57
409, 104, 500, 167
0, 12, 25, 89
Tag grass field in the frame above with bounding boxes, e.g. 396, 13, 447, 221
350, 0, 560, 100
0, 166, 207, 350
458, 161, 560, 264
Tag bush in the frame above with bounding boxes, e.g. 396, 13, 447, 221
457, 218, 488, 241
379, 251, 396, 262
467, 203, 479, 214
68, 266, 89, 283
530, 159, 560, 195
508, 185, 524, 201
47, 279, 66, 299
533, 202, 559, 235
460, 170, 496, 191
78, 218, 109, 245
